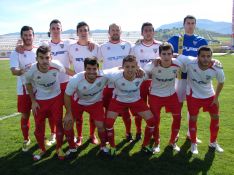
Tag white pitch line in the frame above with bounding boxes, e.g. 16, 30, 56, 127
0, 112, 20, 121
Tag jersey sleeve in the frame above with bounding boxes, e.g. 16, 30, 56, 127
168, 36, 179, 53
97, 46, 103, 62
52, 60, 66, 73
213, 59, 225, 83
102, 67, 122, 81
65, 74, 79, 96
24, 66, 34, 84
9, 51, 19, 68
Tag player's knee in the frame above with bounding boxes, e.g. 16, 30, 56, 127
105, 118, 115, 129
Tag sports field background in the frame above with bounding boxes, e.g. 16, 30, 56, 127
0, 55, 234, 175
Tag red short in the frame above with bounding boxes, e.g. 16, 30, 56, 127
60, 82, 68, 101
102, 87, 114, 109
71, 100, 105, 122
140, 80, 151, 102
149, 93, 181, 116
34, 94, 63, 124
17, 94, 31, 113
108, 98, 149, 115
186, 95, 219, 116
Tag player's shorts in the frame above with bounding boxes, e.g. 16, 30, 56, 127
186, 95, 219, 116
71, 100, 105, 122
140, 80, 151, 102
35, 94, 63, 123
103, 87, 114, 108
149, 93, 181, 116
17, 94, 31, 113
60, 82, 68, 97
175, 79, 187, 102
108, 98, 149, 115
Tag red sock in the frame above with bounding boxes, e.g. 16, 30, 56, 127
64, 129, 76, 149
55, 118, 64, 149
98, 130, 107, 147
21, 117, 30, 140
76, 116, 83, 138
34, 120, 46, 152
142, 117, 155, 147
48, 116, 56, 134
210, 118, 219, 143
153, 115, 160, 145
105, 118, 116, 147
189, 120, 197, 143
121, 110, 131, 135
135, 115, 142, 134
170, 115, 181, 144
89, 118, 96, 137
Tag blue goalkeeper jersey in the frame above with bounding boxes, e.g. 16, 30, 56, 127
168, 34, 208, 57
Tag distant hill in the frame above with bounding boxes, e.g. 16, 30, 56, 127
157, 19, 231, 34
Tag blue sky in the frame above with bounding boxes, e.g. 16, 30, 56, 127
0, 0, 232, 35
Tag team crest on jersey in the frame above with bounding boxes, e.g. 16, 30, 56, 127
173, 70, 177, 74
76, 48, 79, 52
193, 41, 198, 45
158, 70, 161, 73
121, 82, 125, 86
135, 81, 140, 87
37, 76, 41, 79
121, 45, 125, 50
153, 48, 158, 53
206, 75, 211, 80
24, 54, 27, 58
60, 44, 64, 48
140, 49, 144, 53
193, 69, 197, 72
83, 86, 87, 90
52, 73, 57, 77
96, 82, 102, 87
107, 47, 110, 50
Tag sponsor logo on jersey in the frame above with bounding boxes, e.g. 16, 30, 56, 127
75, 58, 84, 62
51, 51, 66, 56
139, 59, 153, 63
192, 78, 206, 84
39, 81, 56, 87
107, 56, 125, 61
155, 77, 173, 82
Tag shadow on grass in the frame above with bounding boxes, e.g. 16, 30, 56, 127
0, 138, 215, 175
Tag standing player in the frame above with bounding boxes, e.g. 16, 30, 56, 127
98, 23, 133, 141
144, 42, 182, 153
10, 26, 36, 152
63, 57, 108, 156
25, 45, 73, 160
168, 15, 208, 142
68, 21, 99, 146
103, 55, 156, 156
178, 46, 225, 154
131, 22, 161, 140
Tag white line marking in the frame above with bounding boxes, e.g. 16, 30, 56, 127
0, 112, 20, 121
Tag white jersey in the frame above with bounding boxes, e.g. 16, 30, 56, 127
98, 40, 132, 69
41, 40, 71, 83
131, 40, 161, 68
102, 69, 146, 103
178, 55, 225, 99
9, 48, 37, 95
144, 58, 183, 97
25, 60, 65, 100
65, 72, 108, 106
69, 43, 99, 73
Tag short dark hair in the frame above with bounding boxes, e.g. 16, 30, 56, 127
36, 45, 51, 57
141, 22, 154, 34
159, 42, 174, 54
48, 19, 61, 37
20, 26, 34, 37
198, 46, 212, 56
84, 57, 99, 69
122, 55, 137, 66
183, 15, 196, 25
77, 21, 90, 32
49, 19, 61, 28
